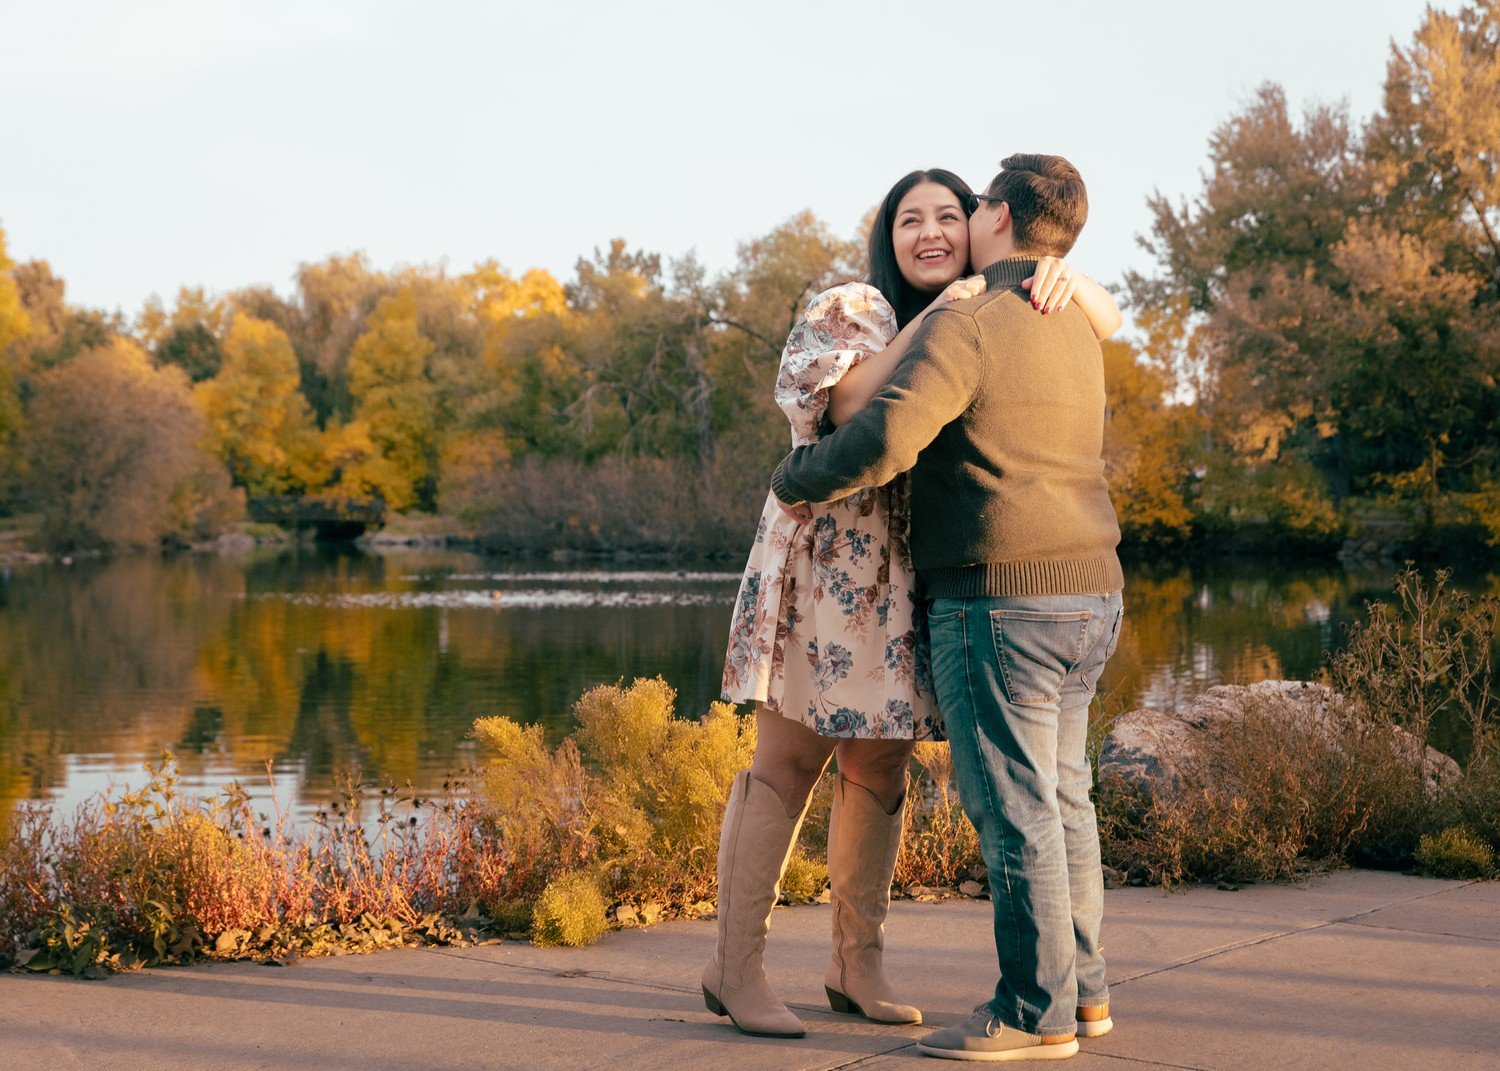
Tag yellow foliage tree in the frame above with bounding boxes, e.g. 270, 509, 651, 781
1102, 339, 1197, 544
315, 417, 403, 506
195, 314, 322, 496
0, 225, 31, 496
344, 288, 436, 510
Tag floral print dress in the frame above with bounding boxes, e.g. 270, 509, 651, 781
721, 282, 942, 740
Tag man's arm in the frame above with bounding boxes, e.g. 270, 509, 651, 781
771, 307, 982, 506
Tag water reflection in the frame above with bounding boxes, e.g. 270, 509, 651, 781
0, 549, 1493, 823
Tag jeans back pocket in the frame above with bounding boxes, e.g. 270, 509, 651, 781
988, 608, 1093, 707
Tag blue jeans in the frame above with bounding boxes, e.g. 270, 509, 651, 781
927, 591, 1123, 1036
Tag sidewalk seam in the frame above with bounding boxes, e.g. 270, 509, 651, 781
1113, 879, 1482, 988
1341, 919, 1500, 943
1083, 1054, 1210, 1070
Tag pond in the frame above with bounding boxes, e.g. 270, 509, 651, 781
0, 547, 1492, 824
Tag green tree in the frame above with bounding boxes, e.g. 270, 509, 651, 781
294, 252, 382, 423
1128, 3, 1500, 530
709, 212, 863, 490
137, 286, 229, 382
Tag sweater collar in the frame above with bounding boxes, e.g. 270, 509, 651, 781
981, 256, 1041, 292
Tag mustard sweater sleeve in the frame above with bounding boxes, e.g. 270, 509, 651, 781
771, 307, 982, 506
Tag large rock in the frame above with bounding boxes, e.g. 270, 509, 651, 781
1096, 680, 1460, 799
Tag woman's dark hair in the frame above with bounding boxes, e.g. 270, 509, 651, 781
867, 168, 975, 328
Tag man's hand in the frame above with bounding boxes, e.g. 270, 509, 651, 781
776, 497, 813, 525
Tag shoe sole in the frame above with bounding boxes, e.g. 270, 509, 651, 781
825, 985, 923, 1026
1076, 1017, 1113, 1038
702, 985, 806, 1039
915, 1039, 1080, 1062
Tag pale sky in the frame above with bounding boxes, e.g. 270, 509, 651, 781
0, 0, 1453, 319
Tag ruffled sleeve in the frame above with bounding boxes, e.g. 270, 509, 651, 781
774, 282, 897, 445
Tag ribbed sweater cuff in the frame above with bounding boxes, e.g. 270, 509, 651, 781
920, 558, 1125, 599
770, 463, 803, 507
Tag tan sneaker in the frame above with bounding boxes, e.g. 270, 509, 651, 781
1076, 1004, 1112, 1038
917, 1005, 1078, 1062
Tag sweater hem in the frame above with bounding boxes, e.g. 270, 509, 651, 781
919, 558, 1125, 599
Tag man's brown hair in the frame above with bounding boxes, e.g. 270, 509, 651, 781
984, 153, 1087, 257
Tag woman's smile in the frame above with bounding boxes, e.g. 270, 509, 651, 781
892, 180, 970, 292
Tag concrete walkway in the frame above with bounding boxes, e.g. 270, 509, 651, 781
1, 871, 1495, 1070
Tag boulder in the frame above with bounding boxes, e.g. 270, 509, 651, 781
1097, 680, 1460, 799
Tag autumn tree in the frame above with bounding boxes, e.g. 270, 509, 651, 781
195, 314, 323, 496
1128, 2, 1500, 538
8, 260, 117, 376
335, 288, 437, 510
137, 286, 229, 382
25, 338, 237, 548
710, 212, 862, 479
0, 225, 31, 506
1101, 339, 1197, 545
294, 252, 383, 422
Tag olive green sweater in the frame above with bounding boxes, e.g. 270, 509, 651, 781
770, 256, 1123, 599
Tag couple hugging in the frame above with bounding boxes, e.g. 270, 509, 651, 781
710, 154, 1125, 1062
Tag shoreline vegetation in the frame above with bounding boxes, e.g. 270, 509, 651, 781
0, 503, 1491, 571
2, 569, 1494, 978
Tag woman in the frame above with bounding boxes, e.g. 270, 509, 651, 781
705, 169, 1122, 1038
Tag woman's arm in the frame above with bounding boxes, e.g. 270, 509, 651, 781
827, 277, 983, 426
1025, 257, 1122, 340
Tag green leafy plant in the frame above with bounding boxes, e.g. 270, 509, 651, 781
1414, 826, 1495, 880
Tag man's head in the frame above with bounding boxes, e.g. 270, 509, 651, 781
967, 154, 1088, 270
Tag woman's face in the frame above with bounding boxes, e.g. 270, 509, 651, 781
892, 181, 970, 293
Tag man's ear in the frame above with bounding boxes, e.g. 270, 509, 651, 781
992, 201, 1013, 236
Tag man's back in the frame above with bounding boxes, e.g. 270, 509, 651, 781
910, 256, 1123, 598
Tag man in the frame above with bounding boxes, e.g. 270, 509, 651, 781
771, 153, 1123, 1062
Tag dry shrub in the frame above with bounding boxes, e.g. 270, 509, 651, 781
1331, 567, 1498, 768
1098, 691, 1430, 886
1100, 568, 1500, 886
0, 807, 51, 964
0, 754, 500, 975
1331, 567, 1500, 857
473, 677, 756, 936
443, 454, 764, 557
895, 743, 982, 890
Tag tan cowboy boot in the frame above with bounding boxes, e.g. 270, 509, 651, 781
701, 770, 810, 1038
824, 773, 922, 1025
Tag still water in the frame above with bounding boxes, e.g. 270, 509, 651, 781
1, 547, 1493, 824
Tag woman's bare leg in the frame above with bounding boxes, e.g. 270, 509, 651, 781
834, 739, 916, 813
748, 704, 838, 817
